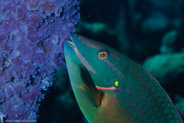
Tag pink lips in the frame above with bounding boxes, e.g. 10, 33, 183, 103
96, 86, 116, 90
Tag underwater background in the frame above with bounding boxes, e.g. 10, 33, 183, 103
0, 0, 183, 123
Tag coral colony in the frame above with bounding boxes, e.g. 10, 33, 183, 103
0, 0, 80, 121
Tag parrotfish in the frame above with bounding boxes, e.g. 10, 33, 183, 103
64, 34, 183, 123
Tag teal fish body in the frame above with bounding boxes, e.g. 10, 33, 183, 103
64, 35, 183, 123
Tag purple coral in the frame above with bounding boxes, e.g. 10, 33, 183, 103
0, 0, 80, 121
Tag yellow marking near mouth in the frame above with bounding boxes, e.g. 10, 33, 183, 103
115, 81, 119, 87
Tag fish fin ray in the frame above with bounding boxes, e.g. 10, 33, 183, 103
79, 65, 104, 107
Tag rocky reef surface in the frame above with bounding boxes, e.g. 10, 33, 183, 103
0, 0, 79, 122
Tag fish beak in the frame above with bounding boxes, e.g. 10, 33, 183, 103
66, 36, 75, 49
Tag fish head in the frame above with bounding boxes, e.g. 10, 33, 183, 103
64, 34, 126, 122
64, 34, 124, 91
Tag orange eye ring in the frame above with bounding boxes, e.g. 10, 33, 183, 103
98, 50, 108, 60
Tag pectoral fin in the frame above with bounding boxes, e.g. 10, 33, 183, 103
79, 65, 104, 107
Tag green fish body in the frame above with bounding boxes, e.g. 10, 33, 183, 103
64, 35, 183, 123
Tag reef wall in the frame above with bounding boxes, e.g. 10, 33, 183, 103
0, 0, 79, 121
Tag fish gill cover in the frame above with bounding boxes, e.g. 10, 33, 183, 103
0, 0, 80, 121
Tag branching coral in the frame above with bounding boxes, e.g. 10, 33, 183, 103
0, 0, 80, 121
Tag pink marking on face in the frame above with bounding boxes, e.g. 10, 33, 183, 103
96, 86, 116, 90
74, 47, 97, 74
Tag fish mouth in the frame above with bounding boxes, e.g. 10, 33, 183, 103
66, 36, 75, 49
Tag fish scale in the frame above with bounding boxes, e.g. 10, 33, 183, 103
120, 83, 174, 122
123, 65, 181, 122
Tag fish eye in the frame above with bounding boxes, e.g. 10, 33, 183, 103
98, 49, 108, 60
